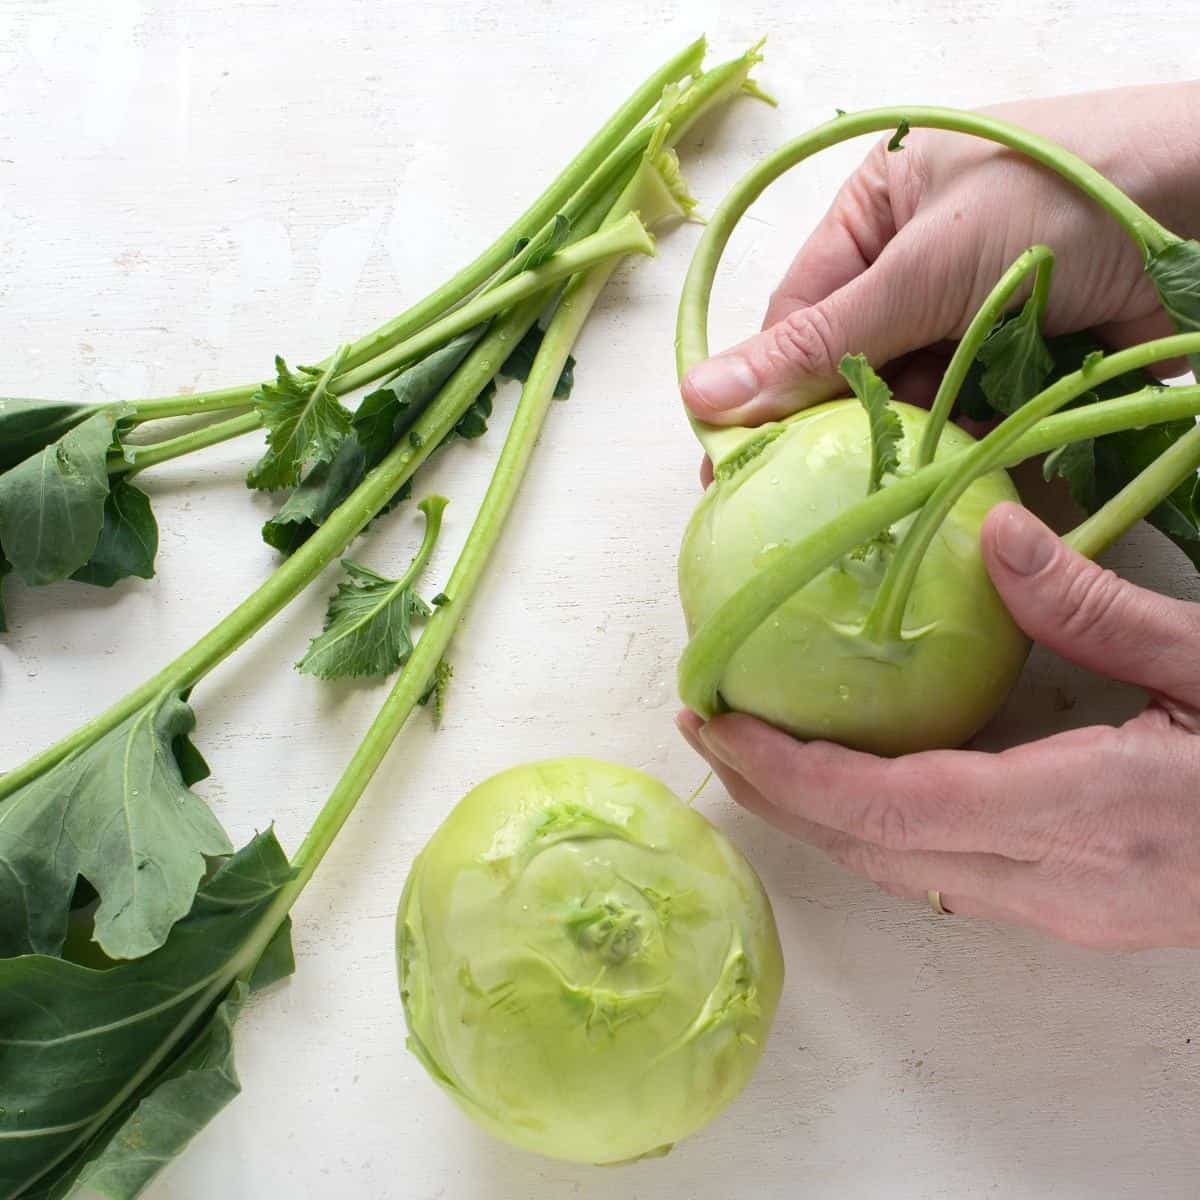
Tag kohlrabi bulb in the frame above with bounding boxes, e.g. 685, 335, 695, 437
679, 400, 1030, 756
396, 757, 784, 1165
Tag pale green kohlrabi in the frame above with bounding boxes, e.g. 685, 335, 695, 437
680, 401, 1029, 756
396, 757, 784, 1165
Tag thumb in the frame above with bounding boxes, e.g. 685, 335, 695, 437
681, 218, 956, 427
982, 502, 1200, 713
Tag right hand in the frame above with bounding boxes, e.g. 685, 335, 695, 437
681, 82, 1199, 431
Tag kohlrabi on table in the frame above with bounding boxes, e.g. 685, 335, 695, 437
676, 108, 1200, 755
397, 757, 783, 1166
0, 39, 769, 1198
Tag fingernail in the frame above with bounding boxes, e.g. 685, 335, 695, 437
994, 505, 1055, 576
684, 356, 759, 412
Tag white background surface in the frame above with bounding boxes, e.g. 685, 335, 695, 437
3, 2, 1200, 1197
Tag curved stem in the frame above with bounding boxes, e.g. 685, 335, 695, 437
1065, 424, 1200, 559
330, 214, 655, 395
126, 385, 258, 424
679, 334, 1200, 718
676, 105, 1179, 472
863, 334, 1200, 644
110, 410, 262, 476
917, 246, 1055, 467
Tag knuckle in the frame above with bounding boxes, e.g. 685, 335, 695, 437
1056, 562, 1126, 642
856, 798, 914, 852
769, 306, 840, 380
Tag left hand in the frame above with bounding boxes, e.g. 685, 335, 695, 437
678, 501, 1200, 950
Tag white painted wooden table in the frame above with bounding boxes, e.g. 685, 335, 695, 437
3, 3, 1199, 1197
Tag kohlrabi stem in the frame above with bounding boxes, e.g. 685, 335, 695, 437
679, 334, 1200, 718
330, 215, 655, 394
1065, 424, 1200, 559
109, 410, 263, 476
286, 208, 640, 896
126, 385, 258, 424
109, 38, 703, 431
863, 334, 1200, 644
916, 246, 1055, 467
677, 106, 1179, 473
1018, 384, 1200, 454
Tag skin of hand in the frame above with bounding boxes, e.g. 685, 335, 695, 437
678, 84, 1200, 947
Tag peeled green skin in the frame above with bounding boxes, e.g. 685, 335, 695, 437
396, 757, 784, 1165
680, 400, 1031, 756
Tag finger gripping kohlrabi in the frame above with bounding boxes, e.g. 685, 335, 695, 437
676, 106, 1200, 754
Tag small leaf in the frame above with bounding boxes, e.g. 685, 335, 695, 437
975, 296, 1056, 415
418, 658, 453, 725
71, 476, 159, 587
0, 409, 117, 587
839, 353, 903, 493
887, 119, 910, 151
0, 691, 233, 960
516, 212, 571, 272
0, 396, 95, 471
453, 381, 495, 440
297, 496, 448, 681
1043, 438, 1097, 510
247, 353, 353, 491
500, 325, 576, 398
353, 331, 483, 466
1147, 238, 1200, 376
0, 831, 295, 1200
1082, 349, 1104, 372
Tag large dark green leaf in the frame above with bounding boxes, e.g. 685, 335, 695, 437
1147, 238, 1200, 377
0, 398, 95, 472
498, 324, 576, 399
71, 477, 159, 588
0, 831, 295, 1200
0, 693, 232, 961
974, 296, 1055, 416
0, 411, 116, 587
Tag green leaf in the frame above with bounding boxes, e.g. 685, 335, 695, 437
262, 436, 367, 556
452, 381, 495, 441
499, 325, 576, 399
353, 331, 484, 467
71, 477, 159, 587
975, 296, 1055, 415
1043, 438, 1096, 510
297, 496, 448, 681
512, 212, 572, 271
0, 410, 117, 587
1147, 238, 1200, 377
247, 355, 353, 491
0, 692, 232, 961
887, 119, 910, 152
0, 830, 295, 1200
839, 353, 902, 493
0, 397, 95, 472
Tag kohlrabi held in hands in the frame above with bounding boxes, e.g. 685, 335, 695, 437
676, 107, 1200, 755
397, 757, 784, 1165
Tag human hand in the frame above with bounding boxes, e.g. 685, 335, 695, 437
678, 502, 1200, 950
682, 82, 1200, 433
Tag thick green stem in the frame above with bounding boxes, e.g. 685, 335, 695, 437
126, 385, 258, 424
110, 410, 262, 476
917, 246, 1055, 467
330, 215, 655, 394
863, 336, 1200, 643
1065, 424, 1200, 559
679, 334, 1200, 718
676, 106, 1179, 473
